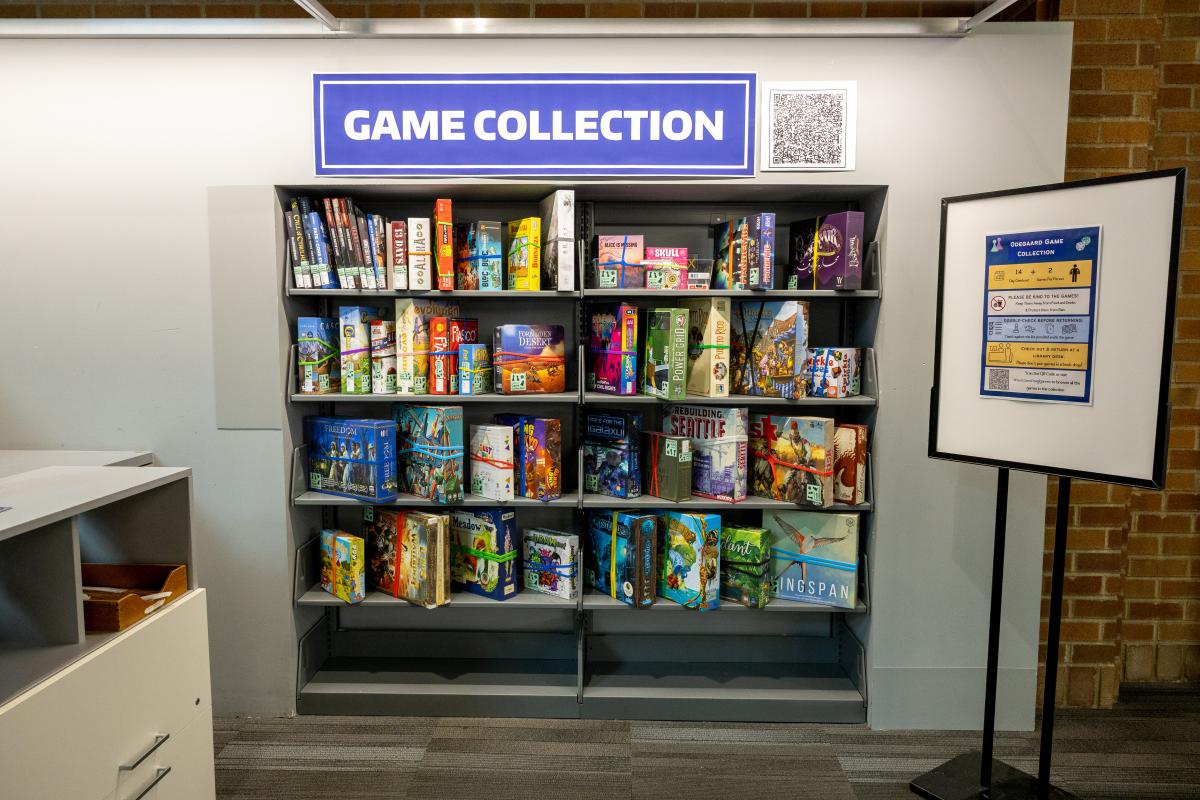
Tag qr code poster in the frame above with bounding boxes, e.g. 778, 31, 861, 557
762, 81, 857, 171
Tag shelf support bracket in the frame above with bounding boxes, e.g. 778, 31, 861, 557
958, 0, 1020, 32
293, 0, 340, 31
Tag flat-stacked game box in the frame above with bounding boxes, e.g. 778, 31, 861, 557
587, 303, 638, 396
663, 405, 748, 503
765, 511, 859, 609
732, 300, 810, 400
450, 509, 519, 601
789, 211, 865, 291
583, 410, 642, 499
681, 298, 731, 397
363, 507, 451, 608
493, 324, 566, 395
298, 317, 340, 394
370, 319, 397, 395
749, 415, 835, 508
434, 198, 454, 291
455, 220, 503, 291
506, 216, 542, 291
395, 298, 461, 395
339, 306, 379, 395
834, 424, 869, 506
644, 246, 688, 290
658, 510, 721, 611
719, 525, 772, 608
808, 347, 861, 398
469, 423, 515, 502
394, 405, 464, 504
307, 416, 398, 502
430, 317, 478, 395
319, 529, 365, 604
586, 510, 657, 608
590, 234, 644, 289
522, 527, 579, 600
458, 343, 492, 395
642, 308, 689, 401
540, 189, 575, 291
643, 432, 692, 502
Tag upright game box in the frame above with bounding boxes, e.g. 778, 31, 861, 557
297, 316, 340, 394
407, 217, 433, 291
643, 431, 692, 502
834, 424, 869, 506
450, 509, 519, 601
434, 198, 454, 291
658, 510, 721, 612
590, 234, 645, 289
429, 317, 478, 395
522, 528, 579, 600
720, 525, 772, 608
458, 343, 492, 395
319, 529, 365, 604
712, 220, 736, 290
388, 219, 407, 289
394, 404, 464, 504
469, 423, 515, 501
586, 511, 657, 608
395, 298, 462, 395
370, 319, 397, 395
644, 246, 688, 290
540, 189, 575, 291
506, 216, 542, 291
363, 507, 451, 608
789, 211, 864, 291
583, 410, 642, 499
735, 213, 776, 290
808, 347, 861, 398
455, 220, 503, 291
493, 324, 566, 395
642, 308, 689, 401
587, 303, 638, 396
339, 306, 379, 395
306, 416, 398, 502
663, 404, 748, 503
732, 300, 810, 400
680, 297, 731, 398
520, 417, 562, 502
750, 415, 835, 508
765, 511, 858, 609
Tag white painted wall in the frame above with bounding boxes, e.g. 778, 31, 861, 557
0, 23, 1071, 727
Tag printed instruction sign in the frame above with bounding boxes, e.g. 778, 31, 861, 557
980, 225, 1102, 404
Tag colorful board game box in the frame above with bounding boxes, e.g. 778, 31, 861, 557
658, 510, 721, 611
789, 212, 864, 291
388, 219, 408, 290
506, 216, 542, 291
765, 511, 858, 609
591, 234, 645, 288
455, 220, 503, 291
298, 317, 340, 394
720, 525, 771, 608
642, 308, 689, 401
712, 220, 736, 290
750, 415, 835, 508
458, 343, 492, 395
319, 529, 365, 604
450, 509, 519, 601
493, 324, 567, 395
395, 298, 461, 395
644, 247, 688, 290
586, 510, 657, 608
681, 298, 731, 398
429, 317, 478, 395
834, 424, 869, 506
522, 528, 579, 600
339, 306, 379, 395
521, 417, 562, 501
732, 300, 810, 399
734, 213, 776, 290
587, 303, 638, 395
370, 319, 397, 395
306, 416, 398, 502
363, 507, 451, 608
583, 410, 642, 499
643, 432, 692, 502
539, 189, 575, 291
469, 423, 515, 502
394, 405, 464, 504
808, 347, 861, 398
407, 217, 432, 291
434, 198, 454, 291
662, 405, 748, 503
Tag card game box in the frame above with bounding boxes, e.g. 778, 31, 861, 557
643, 432, 692, 502
450, 508, 519, 601
434, 198, 454, 291
765, 511, 858, 609
370, 319, 397, 395
394, 404, 464, 504
363, 507, 451, 608
834, 424, 869, 505
590, 234, 645, 288
307, 416, 398, 502
493, 324, 567, 394
681, 298, 731, 398
732, 300, 810, 400
407, 217, 432, 291
430, 317, 478, 395
320, 529, 365, 604
298, 316, 340, 394
522, 527, 579, 600
586, 510, 657, 608
588, 303, 638, 395
808, 347, 861, 398
469, 423, 515, 501
662, 404, 748, 503
455, 220, 503, 291
789, 211, 864, 291
583, 410, 642, 499
720, 525, 771, 608
458, 343, 492, 395
395, 298, 462, 395
658, 510, 721, 611
644, 247, 688, 290
340, 306, 379, 395
506, 216, 542, 291
540, 189, 575, 291
388, 219, 408, 289
750, 415, 835, 508
642, 308, 689, 401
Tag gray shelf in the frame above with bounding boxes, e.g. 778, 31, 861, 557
288, 288, 579, 299
583, 391, 876, 406
582, 590, 866, 614
297, 586, 575, 609
583, 288, 879, 299
581, 493, 870, 512
290, 391, 580, 404
292, 490, 579, 508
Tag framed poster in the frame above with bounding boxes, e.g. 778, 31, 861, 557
929, 169, 1185, 488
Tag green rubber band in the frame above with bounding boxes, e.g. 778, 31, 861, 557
451, 544, 518, 563
693, 344, 730, 350
300, 353, 336, 366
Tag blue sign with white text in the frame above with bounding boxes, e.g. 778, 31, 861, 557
313, 73, 756, 177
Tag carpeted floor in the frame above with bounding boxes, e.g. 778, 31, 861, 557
213, 685, 1200, 800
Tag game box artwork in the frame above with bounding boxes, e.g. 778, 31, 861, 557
540, 189, 575, 291
681, 298, 731, 397
395, 298, 462, 395
522, 527, 579, 600
719, 525, 772, 608
765, 511, 858, 609
458, 343, 492, 395
339, 306, 379, 395
319, 529, 365, 604
370, 318, 397, 395
732, 300, 810, 400
583, 410, 642, 499
586, 511, 657, 608
587, 303, 638, 396
642, 308, 689, 401
450, 509, 518, 601
506, 216, 542, 291
808, 347, 861, 398
749, 415, 835, 508
430, 317, 479, 395
712, 220, 737, 290
297, 316, 340, 395
434, 198, 454, 291
394, 405, 464, 504
455, 220, 503, 291
307, 416, 398, 502
644, 246, 688, 290
834, 424, 869, 506
363, 507, 451, 608
740, 212, 776, 290
407, 216, 432, 291
662, 404, 748, 503
789, 211, 864, 291
643, 431, 692, 503
469, 423, 514, 502
658, 510, 721, 612
590, 234, 645, 289
521, 417, 562, 501
388, 219, 407, 289
493, 324, 566, 395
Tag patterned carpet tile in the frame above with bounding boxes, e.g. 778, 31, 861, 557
633, 741, 853, 800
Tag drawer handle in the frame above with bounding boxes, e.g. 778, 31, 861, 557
119, 734, 169, 771
130, 766, 171, 800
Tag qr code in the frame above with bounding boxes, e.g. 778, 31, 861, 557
768, 88, 849, 170
987, 368, 1010, 391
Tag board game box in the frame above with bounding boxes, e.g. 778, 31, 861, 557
394, 404, 464, 504
469, 423, 515, 501
298, 316, 340, 394
395, 298, 462, 395
712, 221, 736, 290
590, 234, 645, 288
430, 317, 478, 395
765, 511, 858, 609
455, 220, 502, 291
520, 417, 562, 501
458, 343, 492, 395
319, 529, 365, 604
681, 298, 731, 397
834, 424, 869, 505
339, 306, 379, 395
587, 303, 638, 395
540, 189, 575, 291
644, 431, 692, 502
662, 404, 748, 503
522, 527, 579, 600
493, 324, 567, 394
363, 507, 451, 608
732, 300, 810, 399
506, 216, 542, 291
370, 319, 397, 395
658, 510, 721, 611
644, 246, 688, 290
719, 525, 772, 608
434, 198, 454, 291
583, 410, 642, 499
586, 510, 657, 608
734, 213, 775, 290
450, 508, 519, 601
750, 415, 835, 507
789, 211, 864, 291
808, 347, 861, 398
407, 217, 432, 291
388, 219, 407, 289
306, 416, 398, 502
642, 308, 689, 401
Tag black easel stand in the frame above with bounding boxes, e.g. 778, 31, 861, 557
909, 471, 1080, 800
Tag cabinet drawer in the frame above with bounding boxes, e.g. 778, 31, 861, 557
0, 589, 211, 800
118, 707, 215, 800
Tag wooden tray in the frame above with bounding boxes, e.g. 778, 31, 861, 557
81, 564, 188, 632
